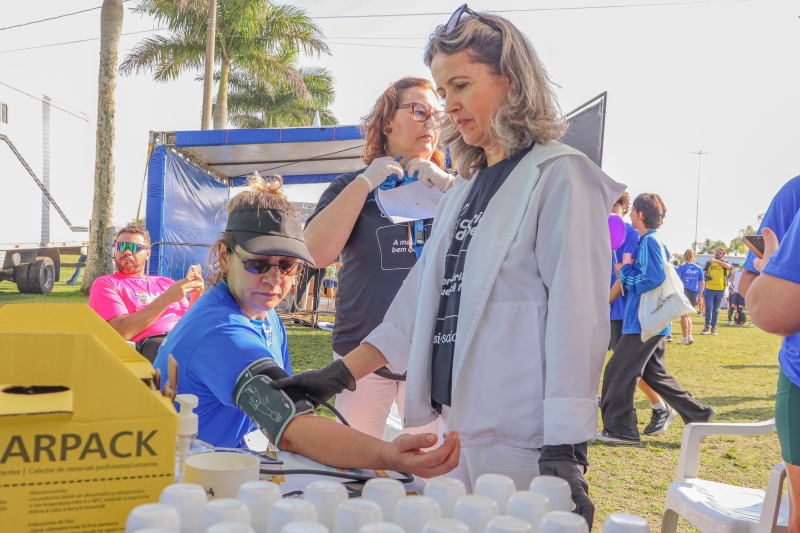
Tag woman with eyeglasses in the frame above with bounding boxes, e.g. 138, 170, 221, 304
302, 78, 453, 441
274, 7, 624, 527
152, 174, 460, 478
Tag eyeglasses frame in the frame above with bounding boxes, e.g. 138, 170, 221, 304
115, 241, 150, 254
396, 102, 445, 123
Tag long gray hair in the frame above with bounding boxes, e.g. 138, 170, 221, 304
424, 12, 566, 178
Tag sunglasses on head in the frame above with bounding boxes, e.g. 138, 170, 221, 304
227, 246, 302, 276
396, 102, 445, 123
115, 241, 150, 254
445, 4, 502, 35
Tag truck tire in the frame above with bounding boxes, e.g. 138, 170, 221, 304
29, 257, 55, 295
15, 263, 32, 293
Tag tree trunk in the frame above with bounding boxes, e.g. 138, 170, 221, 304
212, 60, 230, 129
81, 0, 124, 294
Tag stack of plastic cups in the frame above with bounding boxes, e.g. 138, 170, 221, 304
206, 524, 256, 533
159, 483, 208, 533
282, 522, 331, 533
126, 503, 181, 532
357, 522, 405, 533
237, 481, 283, 533
506, 491, 550, 531
528, 477, 574, 513
394, 496, 441, 533
362, 478, 407, 522
474, 475, 517, 514
602, 514, 650, 533
334, 499, 383, 533
201, 499, 252, 531
421, 518, 470, 533
453, 495, 499, 533
305, 480, 350, 531
538, 511, 588, 533
270, 499, 318, 533
423, 478, 467, 519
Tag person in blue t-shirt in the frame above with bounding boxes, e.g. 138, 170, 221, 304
676, 249, 705, 344
739, 178, 800, 532
153, 174, 460, 478
598, 194, 715, 444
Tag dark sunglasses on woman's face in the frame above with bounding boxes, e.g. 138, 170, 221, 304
227, 246, 302, 276
396, 102, 445, 123
115, 241, 150, 254
445, 4, 502, 34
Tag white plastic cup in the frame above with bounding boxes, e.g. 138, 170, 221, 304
305, 481, 349, 531
453, 495, 499, 533
420, 518, 470, 533
270, 500, 318, 533
334, 499, 383, 533
395, 496, 441, 533
358, 522, 405, 533
159, 483, 208, 533
201, 499, 251, 531
538, 511, 588, 533
237, 481, 283, 533
423, 478, 467, 518
126, 503, 181, 533
602, 514, 650, 533
528, 477, 574, 513
486, 516, 533, 533
474, 474, 516, 514
206, 524, 256, 533
362, 478, 407, 522
282, 522, 331, 533
506, 491, 550, 531
184, 452, 260, 500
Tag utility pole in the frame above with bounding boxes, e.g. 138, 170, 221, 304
200, 0, 217, 130
692, 150, 708, 252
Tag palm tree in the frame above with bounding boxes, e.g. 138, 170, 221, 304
120, 0, 329, 129
82, 0, 124, 294
226, 48, 336, 128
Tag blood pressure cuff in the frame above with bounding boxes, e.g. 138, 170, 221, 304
233, 358, 315, 449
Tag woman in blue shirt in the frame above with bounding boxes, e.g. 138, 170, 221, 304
676, 249, 705, 344
741, 180, 800, 533
153, 175, 459, 477
597, 194, 716, 444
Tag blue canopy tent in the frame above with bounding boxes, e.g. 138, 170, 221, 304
145, 92, 607, 278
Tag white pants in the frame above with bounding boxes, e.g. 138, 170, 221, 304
333, 352, 441, 441
438, 406, 541, 491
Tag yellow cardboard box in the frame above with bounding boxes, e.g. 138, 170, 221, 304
0, 304, 178, 533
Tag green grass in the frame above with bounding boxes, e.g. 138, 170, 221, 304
0, 255, 89, 304
1, 275, 784, 530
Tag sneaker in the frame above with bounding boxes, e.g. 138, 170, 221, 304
700, 327, 711, 335
679, 337, 691, 345
697, 311, 703, 315
688, 336, 695, 344
595, 430, 640, 445
666, 335, 673, 343
726, 321, 733, 326
711, 327, 718, 336
643, 406, 677, 435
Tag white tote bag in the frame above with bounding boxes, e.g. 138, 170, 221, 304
638, 242, 696, 341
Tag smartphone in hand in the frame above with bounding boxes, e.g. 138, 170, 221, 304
743, 235, 765, 259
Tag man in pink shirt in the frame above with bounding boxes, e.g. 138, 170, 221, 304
89, 225, 203, 359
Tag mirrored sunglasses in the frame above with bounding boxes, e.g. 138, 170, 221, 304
227, 246, 302, 276
115, 241, 149, 254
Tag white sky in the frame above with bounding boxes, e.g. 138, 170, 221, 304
1, 0, 798, 252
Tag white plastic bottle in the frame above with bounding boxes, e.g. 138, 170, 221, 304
175, 394, 213, 482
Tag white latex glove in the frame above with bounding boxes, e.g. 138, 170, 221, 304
406, 157, 454, 192
356, 156, 404, 191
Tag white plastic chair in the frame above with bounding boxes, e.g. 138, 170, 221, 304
661, 419, 788, 533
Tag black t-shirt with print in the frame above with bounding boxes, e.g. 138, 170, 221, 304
306, 170, 431, 375
430, 145, 533, 410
